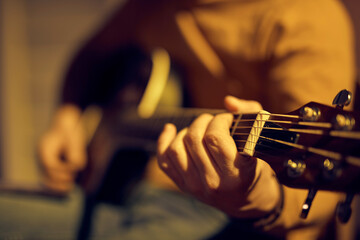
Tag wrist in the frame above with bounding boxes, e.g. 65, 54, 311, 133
231, 160, 284, 229
233, 159, 282, 220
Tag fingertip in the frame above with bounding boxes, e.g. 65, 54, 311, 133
159, 123, 177, 140
163, 123, 177, 132
157, 123, 177, 155
224, 96, 263, 113
224, 95, 237, 102
224, 95, 239, 112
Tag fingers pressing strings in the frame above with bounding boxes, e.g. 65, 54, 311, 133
158, 125, 187, 188
157, 124, 178, 171
224, 95, 263, 113
183, 114, 221, 186
203, 113, 240, 177
158, 123, 208, 194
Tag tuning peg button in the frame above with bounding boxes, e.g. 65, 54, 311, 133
334, 114, 355, 131
323, 159, 342, 180
332, 89, 352, 109
301, 106, 321, 121
286, 159, 306, 178
336, 193, 354, 223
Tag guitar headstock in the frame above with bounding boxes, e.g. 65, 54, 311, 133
238, 90, 360, 222
258, 99, 360, 193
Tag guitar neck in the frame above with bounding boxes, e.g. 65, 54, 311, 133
110, 107, 224, 150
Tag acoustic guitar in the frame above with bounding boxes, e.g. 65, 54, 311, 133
77, 84, 360, 225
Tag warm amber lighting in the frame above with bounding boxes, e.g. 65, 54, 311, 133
137, 48, 170, 118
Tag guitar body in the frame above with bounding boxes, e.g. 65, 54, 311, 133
77, 47, 189, 203
78, 108, 150, 204
76, 46, 156, 203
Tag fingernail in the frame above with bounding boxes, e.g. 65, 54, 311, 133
163, 123, 174, 131
163, 123, 170, 131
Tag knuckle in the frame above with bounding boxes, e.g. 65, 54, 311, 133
206, 178, 220, 191
157, 157, 170, 171
204, 176, 221, 195
183, 131, 202, 146
166, 145, 181, 160
204, 132, 219, 147
186, 182, 203, 195
199, 113, 214, 120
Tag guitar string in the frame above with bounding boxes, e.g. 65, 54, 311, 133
132, 115, 360, 142
236, 139, 291, 159
231, 119, 332, 129
125, 111, 360, 166
238, 143, 291, 159
156, 110, 300, 119
236, 137, 338, 160
238, 144, 360, 167
152, 111, 360, 166
233, 113, 300, 119
147, 112, 330, 130
231, 127, 360, 140
234, 134, 360, 164
234, 131, 356, 157
233, 127, 324, 135
137, 111, 359, 141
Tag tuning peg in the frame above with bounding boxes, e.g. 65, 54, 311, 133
286, 159, 306, 178
332, 89, 352, 109
300, 188, 317, 219
336, 193, 354, 223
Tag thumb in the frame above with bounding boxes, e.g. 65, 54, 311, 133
224, 95, 262, 113
64, 129, 87, 172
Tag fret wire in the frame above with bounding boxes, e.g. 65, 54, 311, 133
231, 113, 242, 137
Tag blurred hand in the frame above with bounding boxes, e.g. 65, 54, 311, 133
157, 96, 280, 218
38, 105, 87, 193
